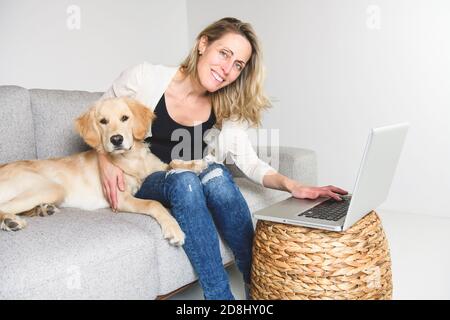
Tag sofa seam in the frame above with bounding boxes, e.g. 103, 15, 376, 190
27, 88, 39, 159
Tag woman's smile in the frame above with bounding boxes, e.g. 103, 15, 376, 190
211, 70, 225, 83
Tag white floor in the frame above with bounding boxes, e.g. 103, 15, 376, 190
169, 209, 450, 300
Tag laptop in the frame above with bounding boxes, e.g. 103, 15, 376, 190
253, 123, 410, 232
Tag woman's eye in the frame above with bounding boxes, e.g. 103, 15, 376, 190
219, 50, 228, 58
100, 118, 108, 125
121, 115, 129, 122
235, 63, 243, 71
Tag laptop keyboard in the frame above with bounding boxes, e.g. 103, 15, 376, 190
299, 197, 352, 221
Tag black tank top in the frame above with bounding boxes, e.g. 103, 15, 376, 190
145, 94, 216, 164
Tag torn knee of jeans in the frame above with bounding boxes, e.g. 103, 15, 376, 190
165, 168, 192, 178
201, 168, 223, 184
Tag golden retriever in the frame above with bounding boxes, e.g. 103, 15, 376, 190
0, 97, 205, 246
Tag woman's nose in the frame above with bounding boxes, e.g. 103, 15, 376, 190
221, 60, 233, 75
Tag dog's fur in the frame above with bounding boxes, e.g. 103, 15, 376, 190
0, 97, 206, 246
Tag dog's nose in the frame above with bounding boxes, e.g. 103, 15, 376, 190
110, 135, 124, 146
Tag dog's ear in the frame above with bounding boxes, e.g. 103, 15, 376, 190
75, 106, 101, 149
124, 98, 155, 140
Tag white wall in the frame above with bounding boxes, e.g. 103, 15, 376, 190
0, 0, 189, 91
187, 0, 450, 218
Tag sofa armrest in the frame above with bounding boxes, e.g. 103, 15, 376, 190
226, 145, 318, 186
274, 146, 318, 186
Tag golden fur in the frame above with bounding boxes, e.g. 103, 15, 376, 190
0, 97, 206, 245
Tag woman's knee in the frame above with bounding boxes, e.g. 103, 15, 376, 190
201, 165, 234, 191
201, 163, 233, 186
202, 168, 245, 208
164, 171, 216, 225
165, 170, 203, 199
201, 163, 233, 181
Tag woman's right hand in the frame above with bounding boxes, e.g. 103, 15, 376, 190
98, 153, 125, 211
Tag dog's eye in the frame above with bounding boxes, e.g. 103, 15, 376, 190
99, 118, 108, 125
121, 115, 129, 122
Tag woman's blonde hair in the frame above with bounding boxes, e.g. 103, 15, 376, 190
180, 17, 271, 128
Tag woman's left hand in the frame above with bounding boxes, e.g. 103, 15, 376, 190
290, 184, 348, 201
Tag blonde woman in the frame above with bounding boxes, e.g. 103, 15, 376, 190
99, 17, 347, 300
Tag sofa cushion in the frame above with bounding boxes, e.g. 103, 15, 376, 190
0, 208, 162, 300
0, 206, 237, 300
30, 89, 102, 159
0, 86, 36, 163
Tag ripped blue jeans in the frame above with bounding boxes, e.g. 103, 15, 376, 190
134, 162, 254, 300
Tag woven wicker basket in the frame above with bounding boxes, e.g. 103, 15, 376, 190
251, 211, 393, 300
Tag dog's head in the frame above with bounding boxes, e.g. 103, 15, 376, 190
75, 97, 155, 154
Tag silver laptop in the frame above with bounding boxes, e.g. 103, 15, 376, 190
253, 123, 409, 232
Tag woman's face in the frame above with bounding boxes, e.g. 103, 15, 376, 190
197, 32, 252, 93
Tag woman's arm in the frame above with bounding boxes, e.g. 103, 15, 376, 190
98, 153, 125, 211
262, 170, 348, 201
214, 120, 348, 200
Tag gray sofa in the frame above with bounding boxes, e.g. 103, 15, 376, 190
0, 85, 317, 299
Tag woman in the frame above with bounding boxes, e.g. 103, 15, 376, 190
99, 17, 347, 300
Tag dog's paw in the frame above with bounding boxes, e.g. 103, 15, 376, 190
36, 203, 59, 217
169, 159, 208, 174
161, 219, 185, 247
190, 159, 208, 174
168, 159, 185, 170
0, 214, 27, 232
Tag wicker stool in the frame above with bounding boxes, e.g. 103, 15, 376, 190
251, 211, 393, 300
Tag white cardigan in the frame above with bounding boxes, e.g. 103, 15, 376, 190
100, 62, 276, 186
